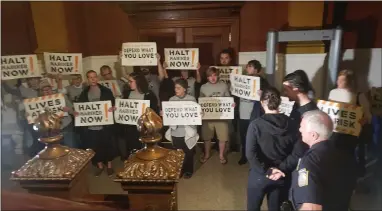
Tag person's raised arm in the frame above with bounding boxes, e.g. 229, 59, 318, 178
157, 53, 168, 81
196, 62, 201, 83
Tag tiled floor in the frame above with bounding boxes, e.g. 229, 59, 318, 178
2, 145, 381, 210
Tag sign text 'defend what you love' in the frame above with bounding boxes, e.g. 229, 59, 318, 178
122, 42, 157, 66
162, 101, 202, 126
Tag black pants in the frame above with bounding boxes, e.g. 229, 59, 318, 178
172, 136, 194, 174
123, 125, 143, 155
247, 169, 286, 211
239, 119, 251, 159
83, 128, 114, 164
27, 123, 44, 157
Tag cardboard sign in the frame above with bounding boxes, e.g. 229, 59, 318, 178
230, 74, 260, 101
211, 66, 243, 83
114, 99, 150, 125
164, 48, 199, 70
370, 87, 382, 116
317, 100, 363, 136
99, 80, 122, 97
44, 53, 82, 75
122, 42, 157, 66
198, 97, 234, 120
279, 96, 295, 117
162, 101, 201, 126
1, 55, 40, 80
23, 93, 67, 124
74, 101, 114, 126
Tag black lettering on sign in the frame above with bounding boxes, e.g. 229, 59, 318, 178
335, 118, 356, 128
141, 48, 154, 53
233, 87, 251, 97
1, 57, 26, 65
51, 67, 74, 73
202, 108, 213, 112
2, 69, 29, 77
169, 50, 189, 56
49, 55, 72, 62
125, 48, 140, 53
138, 53, 154, 59
80, 116, 103, 123
181, 113, 198, 118
119, 101, 139, 109
78, 104, 101, 111
215, 107, 231, 113
166, 113, 179, 118
170, 61, 190, 67
118, 114, 138, 122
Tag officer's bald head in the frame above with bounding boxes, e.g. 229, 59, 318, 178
300, 110, 333, 145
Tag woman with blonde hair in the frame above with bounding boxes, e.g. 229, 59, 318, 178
328, 69, 372, 177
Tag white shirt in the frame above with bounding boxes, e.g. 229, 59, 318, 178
328, 88, 372, 123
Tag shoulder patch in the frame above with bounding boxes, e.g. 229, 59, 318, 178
298, 168, 309, 187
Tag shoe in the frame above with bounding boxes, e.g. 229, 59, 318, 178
238, 157, 248, 165
106, 168, 114, 177
94, 167, 103, 177
183, 172, 193, 179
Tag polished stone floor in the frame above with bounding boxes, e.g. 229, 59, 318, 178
2, 144, 381, 210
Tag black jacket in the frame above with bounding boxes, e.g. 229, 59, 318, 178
122, 89, 159, 115
246, 113, 297, 174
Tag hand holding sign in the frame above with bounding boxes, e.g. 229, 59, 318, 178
121, 42, 157, 66
162, 101, 202, 125
74, 101, 114, 127
1, 55, 40, 80
44, 53, 82, 75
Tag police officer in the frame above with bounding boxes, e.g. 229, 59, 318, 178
270, 110, 357, 211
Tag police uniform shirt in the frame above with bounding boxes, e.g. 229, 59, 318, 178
290, 141, 357, 211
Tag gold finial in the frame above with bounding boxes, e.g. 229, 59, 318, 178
137, 107, 163, 143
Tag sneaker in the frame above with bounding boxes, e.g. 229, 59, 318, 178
106, 168, 114, 177
183, 172, 193, 179
238, 157, 247, 165
94, 167, 103, 177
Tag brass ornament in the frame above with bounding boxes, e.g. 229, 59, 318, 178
10, 108, 94, 181
115, 108, 184, 182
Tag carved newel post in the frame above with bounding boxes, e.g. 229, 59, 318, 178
10, 109, 94, 199
115, 108, 184, 211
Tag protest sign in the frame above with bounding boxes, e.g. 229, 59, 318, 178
44, 53, 82, 75
99, 80, 122, 97
230, 74, 260, 101
23, 93, 67, 124
162, 101, 201, 126
74, 101, 114, 127
122, 42, 157, 66
317, 100, 363, 136
370, 87, 382, 116
164, 48, 199, 70
211, 66, 242, 83
1, 55, 40, 80
198, 97, 234, 120
114, 99, 150, 125
278, 97, 295, 117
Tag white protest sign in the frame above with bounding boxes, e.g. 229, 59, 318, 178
99, 80, 122, 97
74, 101, 114, 126
44, 53, 82, 75
23, 93, 67, 124
230, 74, 260, 101
370, 87, 382, 116
114, 99, 150, 125
1, 55, 40, 80
164, 48, 199, 70
162, 101, 201, 126
278, 96, 295, 117
211, 66, 243, 83
198, 97, 234, 120
122, 42, 157, 66
317, 100, 363, 136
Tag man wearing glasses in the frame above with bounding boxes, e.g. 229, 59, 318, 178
100, 65, 126, 93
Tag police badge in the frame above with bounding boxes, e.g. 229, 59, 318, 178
298, 168, 309, 187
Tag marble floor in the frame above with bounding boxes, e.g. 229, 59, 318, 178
2, 144, 382, 210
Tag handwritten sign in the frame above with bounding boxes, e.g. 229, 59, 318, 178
99, 80, 122, 97
74, 101, 114, 126
279, 96, 295, 117
230, 74, 260, 101
211, 66, 243, 83
164, 48, 199, 70
370, 87, 382, 116
1, 55, 40, 80
122, 42, 157, 66
162, 101, 201, 126
23, 93, 67, 124
317, 100, 363, 136
198, 97, 234, 120
114, 99, 150, 125
44, 53, 82, 75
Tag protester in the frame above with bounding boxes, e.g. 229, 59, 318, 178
100, 65, 126, 92
165, 79, 199, 179
76, 70, 116, 177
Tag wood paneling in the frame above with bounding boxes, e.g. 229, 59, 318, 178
1, 2, 37, 55
342, 2, 382, 49
239, 2, 289, 52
